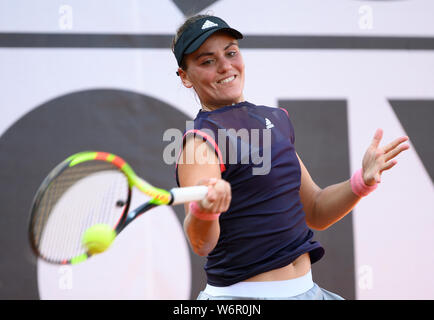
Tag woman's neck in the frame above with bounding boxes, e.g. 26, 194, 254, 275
201, 97, 245, 112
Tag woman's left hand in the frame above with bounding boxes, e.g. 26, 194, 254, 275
361, 128, 410, 186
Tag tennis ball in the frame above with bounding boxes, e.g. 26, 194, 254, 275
82, 224, 116, 255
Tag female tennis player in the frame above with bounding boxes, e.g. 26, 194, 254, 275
173, 15, 409, 300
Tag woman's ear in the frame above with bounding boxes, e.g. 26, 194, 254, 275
178, 68, 193, 88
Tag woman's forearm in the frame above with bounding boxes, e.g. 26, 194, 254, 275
304, 129, 409, 231
184, 212, 220, 256
310, 180, 361, 230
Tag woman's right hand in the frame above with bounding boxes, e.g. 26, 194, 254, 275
196, 177, 232, 214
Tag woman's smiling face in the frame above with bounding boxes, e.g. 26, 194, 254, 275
179, 31, 245, 110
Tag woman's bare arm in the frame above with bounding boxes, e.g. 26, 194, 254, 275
299, 129, 409, 230
178, 135, 231, 256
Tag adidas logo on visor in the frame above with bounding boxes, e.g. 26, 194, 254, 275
202, 20, 218, 29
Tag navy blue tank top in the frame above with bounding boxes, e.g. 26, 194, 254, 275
175, 101, 324, 287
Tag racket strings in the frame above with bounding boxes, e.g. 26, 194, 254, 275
31, 161, 129, 263
33, 161, 117, 246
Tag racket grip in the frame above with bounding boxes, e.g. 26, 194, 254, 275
170, 186, 208, 205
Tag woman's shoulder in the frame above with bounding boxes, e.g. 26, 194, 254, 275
249, 103, 289, 117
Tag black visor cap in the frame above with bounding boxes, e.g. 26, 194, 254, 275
174, 16, 243, 67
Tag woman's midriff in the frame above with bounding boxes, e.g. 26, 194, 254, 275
243, 252, 311, 282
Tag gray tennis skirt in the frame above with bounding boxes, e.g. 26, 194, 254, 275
197, 283, 344, 300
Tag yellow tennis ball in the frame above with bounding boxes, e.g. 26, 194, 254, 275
82, 224, 116, 255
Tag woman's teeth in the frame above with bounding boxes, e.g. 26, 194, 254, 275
218, 75, 235, 84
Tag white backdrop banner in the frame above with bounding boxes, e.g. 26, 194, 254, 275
0, 0, 433, 300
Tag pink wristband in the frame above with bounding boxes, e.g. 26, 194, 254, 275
350, 168, 378, 197
189, 201, 221, 221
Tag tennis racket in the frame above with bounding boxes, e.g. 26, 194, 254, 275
28, 151, 208, 265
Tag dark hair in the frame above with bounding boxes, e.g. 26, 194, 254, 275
171, 14, 211, 71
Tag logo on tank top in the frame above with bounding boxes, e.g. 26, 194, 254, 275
265, 118, 274, 129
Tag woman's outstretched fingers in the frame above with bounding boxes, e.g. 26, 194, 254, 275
382, 135, 409, 154
370, 128, 383, 150
381, 159, 398, 173
384, 143, 410, 162
362, 129, 411, 185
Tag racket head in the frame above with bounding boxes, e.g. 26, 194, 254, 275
28, 151, 133, 265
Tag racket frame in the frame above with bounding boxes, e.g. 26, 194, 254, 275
28, 151, 208, 265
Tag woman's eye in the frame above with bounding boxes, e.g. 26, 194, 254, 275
201, 59, 213, 65
228, 51, 236, 56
